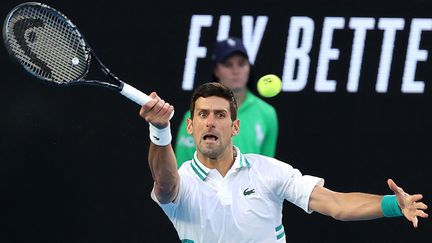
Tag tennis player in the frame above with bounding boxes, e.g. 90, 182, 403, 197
139, 82, 428, 243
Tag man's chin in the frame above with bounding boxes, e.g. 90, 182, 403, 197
198, 146, 221, 159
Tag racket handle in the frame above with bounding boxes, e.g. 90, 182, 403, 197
120, 83, 174, 119
120, 82, 151, 105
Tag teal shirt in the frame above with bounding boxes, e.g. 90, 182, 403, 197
175, 91, 279, 167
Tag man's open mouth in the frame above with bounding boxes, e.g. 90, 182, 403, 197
203, 134, 218, 141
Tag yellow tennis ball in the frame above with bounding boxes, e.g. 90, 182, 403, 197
257, 74, 282, 97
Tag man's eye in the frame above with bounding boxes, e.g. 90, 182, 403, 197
199, 112, 207, 118
217, 113, 226, 118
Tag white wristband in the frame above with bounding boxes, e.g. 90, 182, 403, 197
149, 123, 172, 146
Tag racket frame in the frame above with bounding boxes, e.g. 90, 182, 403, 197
2, 2, 153, 107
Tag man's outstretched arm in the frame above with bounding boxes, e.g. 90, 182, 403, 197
139, 92, 178, 204
309, 179, 428, 227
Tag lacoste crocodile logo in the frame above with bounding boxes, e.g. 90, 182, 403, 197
243, 188, 255, 196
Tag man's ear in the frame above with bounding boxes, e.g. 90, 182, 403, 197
232, 119, 240, 136
186, 118, 193, 135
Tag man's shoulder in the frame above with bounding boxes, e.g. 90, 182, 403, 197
178, 160, 198, 178
178, 160, 192, 172
244, 153, 276, 168
244, 153, 292, 172
242, 154, 297, 190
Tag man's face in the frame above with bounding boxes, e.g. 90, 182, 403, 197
214, 54, 250, 93
187, 96, 239, 159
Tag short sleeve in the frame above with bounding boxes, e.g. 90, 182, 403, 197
261, 157, 324, 213
150, 169, 192, 218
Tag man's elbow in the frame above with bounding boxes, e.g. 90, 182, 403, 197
154, 179, 179, 204
326, 197, 351, 221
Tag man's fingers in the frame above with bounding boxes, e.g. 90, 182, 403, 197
138, 92, 173, 126
416, 210, 429, 218
140, 94, 160, 111
387, 179, 406, 195
149, 92, 159, 99
139, 98, 158, 119
153, 99, 166, 114
146, 101, 173, 125
410, 194, 423, 201
415, 202, 428, 210
388, 180, 427, 228
412, 216, 418, 228
160, 103, 173, 118
145, 100, 165, 121
387, 179, 397, 192
144, 98, 166, 115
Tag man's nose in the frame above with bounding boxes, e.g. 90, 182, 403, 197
206, 114, 216, 127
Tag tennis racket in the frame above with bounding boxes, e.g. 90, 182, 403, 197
3, 2, 173, 117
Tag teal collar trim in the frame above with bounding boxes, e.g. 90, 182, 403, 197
233, 146, 250, 170
191, 153, 211, 181
191, 147, 250, 180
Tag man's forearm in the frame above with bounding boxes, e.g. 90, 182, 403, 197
310, 187, 384, 221
333, 192, 383, 221
148, 143, 179, 204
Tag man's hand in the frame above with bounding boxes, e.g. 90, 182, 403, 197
139, 92, 174, 128
387, 179, 428, 227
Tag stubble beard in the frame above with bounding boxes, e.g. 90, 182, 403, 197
197, 140, 229, 160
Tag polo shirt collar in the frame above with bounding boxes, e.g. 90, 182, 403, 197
232, 146, 251, 170
191, 153, 211, 181
191, 146, 250, 181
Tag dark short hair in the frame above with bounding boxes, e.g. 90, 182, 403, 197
189, 82, 238, 121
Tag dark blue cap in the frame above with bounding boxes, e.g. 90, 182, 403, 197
212, 37, 249, 63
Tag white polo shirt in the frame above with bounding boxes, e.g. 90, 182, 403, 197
151, 146, 324, 243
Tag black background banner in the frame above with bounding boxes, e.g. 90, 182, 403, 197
1, 0, 431, 242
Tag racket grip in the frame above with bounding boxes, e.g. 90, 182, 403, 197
120, 82, 151, 105
120, 83, 174, 119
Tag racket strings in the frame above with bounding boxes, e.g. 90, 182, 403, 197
5, 5, 89, 83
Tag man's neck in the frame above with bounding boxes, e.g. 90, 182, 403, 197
198, 146, 236, 177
